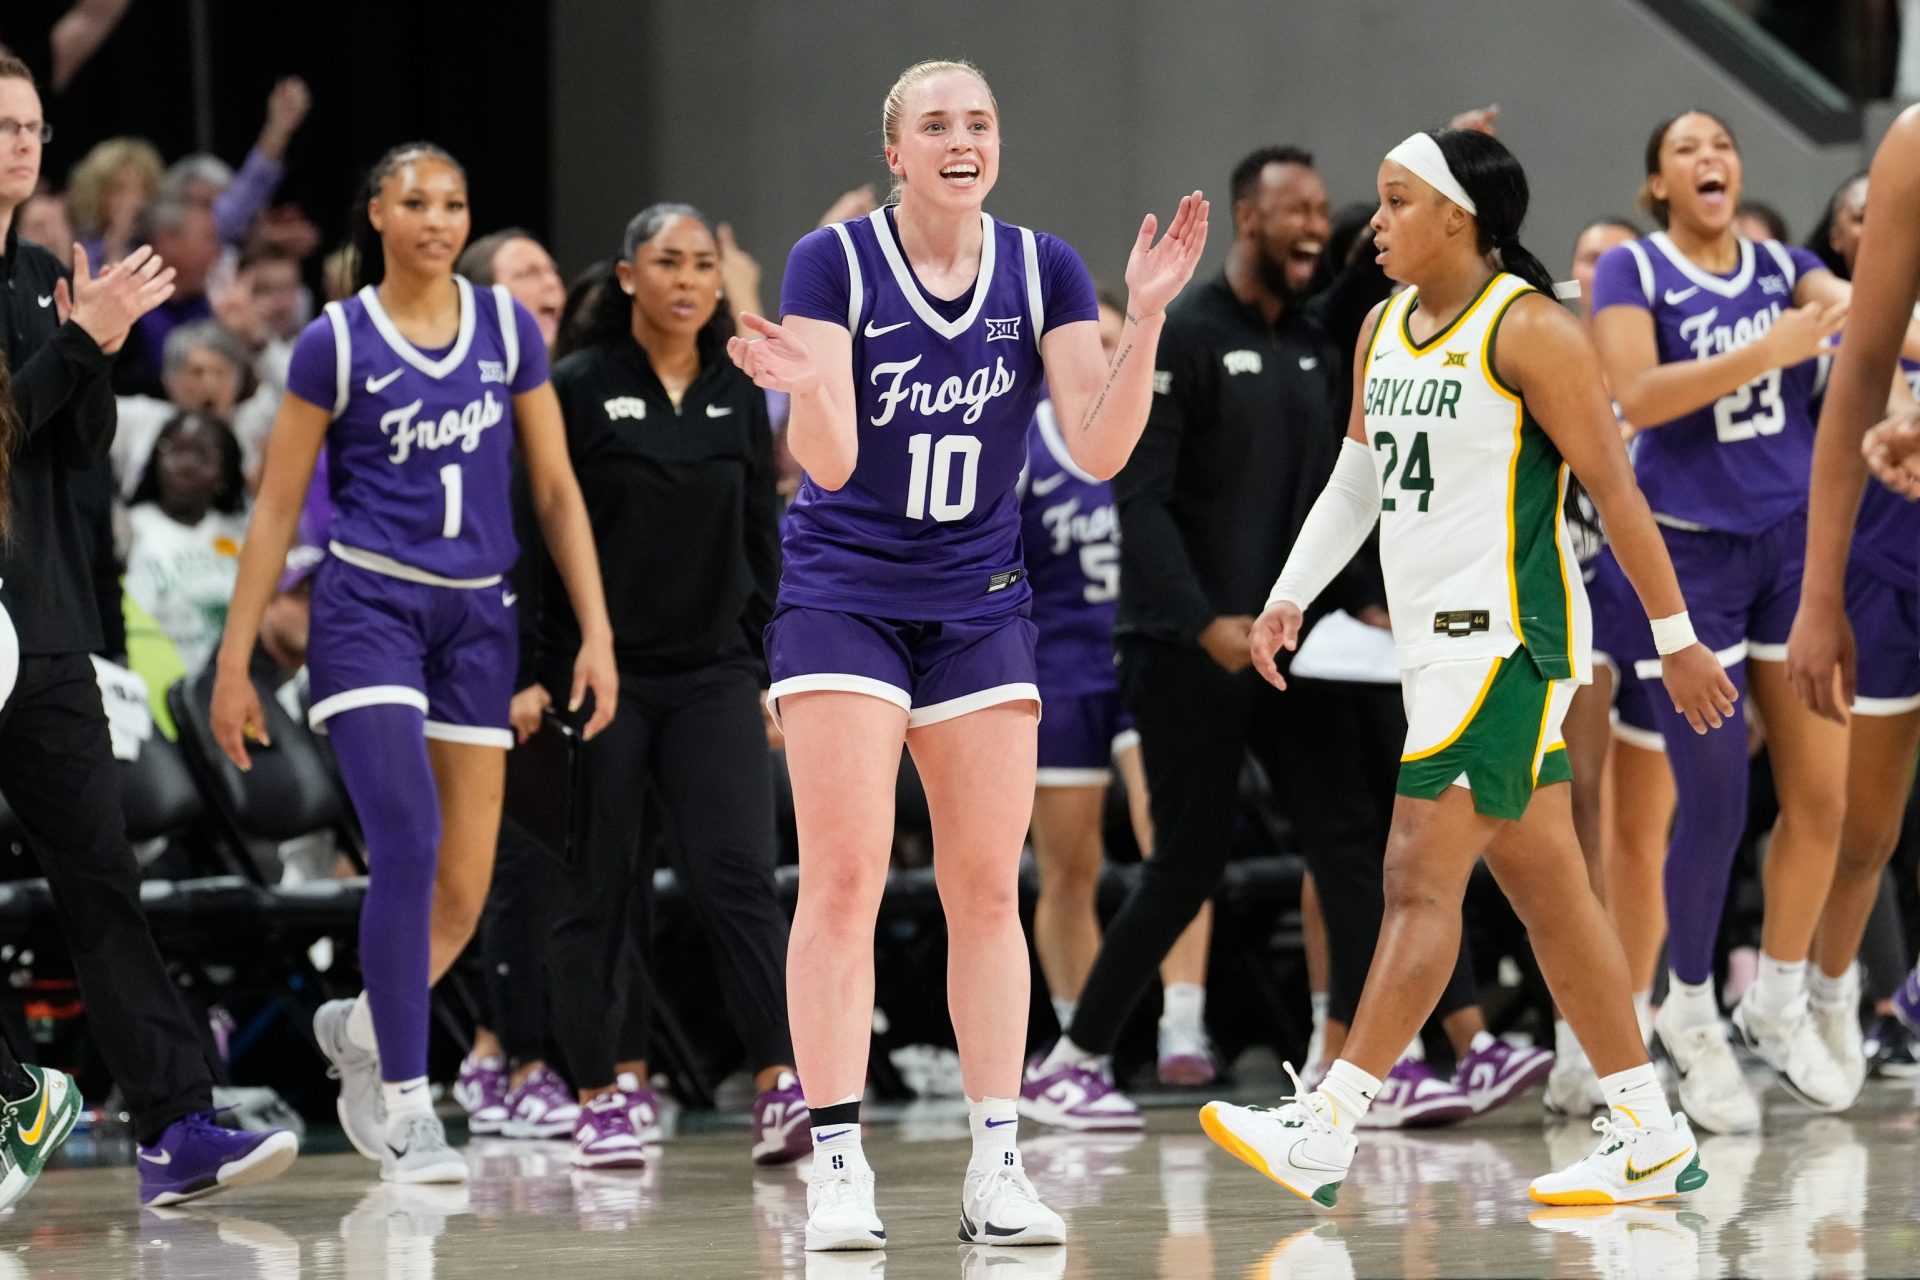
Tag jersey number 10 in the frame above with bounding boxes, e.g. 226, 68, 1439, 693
905, 433, 981, 522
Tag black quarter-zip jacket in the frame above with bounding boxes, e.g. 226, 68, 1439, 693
528, 335, 780, 681
1115, 266, 1389, 645
0, 219, 118, 655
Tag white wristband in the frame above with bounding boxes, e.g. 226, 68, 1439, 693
1650, 611, 1696, 656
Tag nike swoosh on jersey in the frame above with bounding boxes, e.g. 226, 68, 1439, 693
1624, 1147, 1692, 1182
502, 590, 518, 607
864, 319, 911, 338
36, 295, 52, 308
1030, 472, 1070, 497
1663, 286, 1700, 305
366, 368, 405, 393
705, 404, 734, 417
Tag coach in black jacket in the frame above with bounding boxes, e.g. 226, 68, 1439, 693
0, 55, 276, 1181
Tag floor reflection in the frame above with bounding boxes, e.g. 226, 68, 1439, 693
0, 1075, 1913, 1278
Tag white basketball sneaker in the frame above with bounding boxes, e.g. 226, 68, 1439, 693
1653, 1005, 1759, 1135
1805, 968, 1869, 1104
1528, 1112, 1707, 1205
1731, 990, 1855, 1112
805, 1159, 886, 1252
1199, 1065, 1356, 1209
1543, 1036, 1605, 1119
957, 1151, 1066, 1246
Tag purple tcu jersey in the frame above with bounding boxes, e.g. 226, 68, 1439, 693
777, 207, 1098, 620
1020, 398, 1118, 695
1591, 233, 1827, 535
1849, 354, 1920, 587
286, 277, 546, 582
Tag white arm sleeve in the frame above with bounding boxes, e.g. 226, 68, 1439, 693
1265, 437, 1381, 612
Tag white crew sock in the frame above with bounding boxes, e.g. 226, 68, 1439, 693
1041, 1035, 1100, 1073
1160, 983, 1205, 1032
1749, 954, 1808, 1018
1599, 1062, 1674, 1129
1051, 997, 1076, 1030
383, 1077, 432, 1123
347, 992, 379, 1053
1665, 973, 1719, 1028
967, 1096, 1019, 1169
1808, 964, 1853, 1009
809, 1094, 866, 1177
1317, 1059, 1379, 1137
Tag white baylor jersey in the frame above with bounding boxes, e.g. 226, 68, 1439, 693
1361, 273, 1591, 678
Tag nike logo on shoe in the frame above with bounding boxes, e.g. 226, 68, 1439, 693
17, 1090, 48, 1145
366, 368, 405, 393
1624, 1147, 1692, 1182
864, 319, 910, 338
387, 1142, 410, 1159
137, 1148, 172, 1165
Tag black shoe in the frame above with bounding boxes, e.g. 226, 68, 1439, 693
1867, 1013, 1920, 1079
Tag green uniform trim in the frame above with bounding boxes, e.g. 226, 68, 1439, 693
1397, 648, 1567, 821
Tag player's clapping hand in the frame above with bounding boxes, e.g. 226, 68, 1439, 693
211, 666, 270, 771
1660, 643, 1739, 735
569, 634, 619, 741
728, 313, 823, 396
1249, 600, 1305, 691
62, 242, 175, 354
1124, 192, 1209, 320
1864, 410, 1920, 499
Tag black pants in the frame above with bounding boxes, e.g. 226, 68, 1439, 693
480, 817, 557, 1067
0, 654, 212, 1141
547, 660, 793, 1089
1067, 639, 1477, 1055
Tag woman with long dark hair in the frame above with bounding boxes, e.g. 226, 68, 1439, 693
1588, 110, 1908, 1129
533, 202, 803, 1170
1204, 127, 1731, 1208
210, 142, 617, 1183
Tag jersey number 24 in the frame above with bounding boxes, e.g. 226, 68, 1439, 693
1374, 430, 1434, 512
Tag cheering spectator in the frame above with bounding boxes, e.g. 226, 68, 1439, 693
67, 135, 162, 264
114, 198, 219, 395
112, 320, 264, 492
161, 78, 311, 249
17, 188, 72, 266
457, 228, 564, 348
122, 411, 247, 675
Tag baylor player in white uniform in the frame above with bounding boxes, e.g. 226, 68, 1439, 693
1201, 129, 1737, 1210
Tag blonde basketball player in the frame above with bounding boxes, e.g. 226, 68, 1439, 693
1201, 129, 1735, 1208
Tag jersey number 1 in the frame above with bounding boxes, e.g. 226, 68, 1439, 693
440, 464, 463, 538
905, 433, 981, 522
1374, 430, 1434, 512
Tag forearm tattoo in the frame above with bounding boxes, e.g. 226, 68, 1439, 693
1082, 340, 1134, 435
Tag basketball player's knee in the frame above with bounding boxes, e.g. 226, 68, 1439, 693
801, 863, 887, 933
1037, 849, 1101, 904
1779, 786, 1847, 847
1380, 841, 1455, 918
432, 876, 488, 945
1835, 823, 1899, 882
936, 869, 1018, 927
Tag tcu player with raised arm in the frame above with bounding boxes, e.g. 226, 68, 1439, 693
730, 60, 1205, 1251
1589, 111, 1920, 1130
210, 143, 617, 1184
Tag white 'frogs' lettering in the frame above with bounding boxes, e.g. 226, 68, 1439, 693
1040, 498, 1118, 556
1679, 304, 1782, 361
869, 353, 1019, 427
380, 391, 505, 465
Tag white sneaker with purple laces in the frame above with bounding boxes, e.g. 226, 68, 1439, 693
1018, 1055, 1143, 1132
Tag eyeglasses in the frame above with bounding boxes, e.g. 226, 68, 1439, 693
0, 120, 52, 144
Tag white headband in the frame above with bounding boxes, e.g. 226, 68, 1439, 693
1385, 133, 1477, 216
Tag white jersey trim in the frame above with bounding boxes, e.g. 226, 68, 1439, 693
765, 673, 910, 731
1035, 767, 1112, 788
1020, 226, 1045, 338
1852, 691, 1920, 717
1757, 238, 1798, 290
1034, 400, 1100, 485
907, 681, 1040, 729
493, 283, 520, 386
1650, 232, 1754, 298
1611, 716, 1666, 752
360, 275, 478, 379
1620, 240, 1656, 308
323, 301, 351, 417
866, 206, 997, 341
828, 222, 864, 333
328, 540, 503, 589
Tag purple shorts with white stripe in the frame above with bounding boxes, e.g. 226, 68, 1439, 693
764, 605, 1039, 729
1847, 558, 1920, 716
1036, 687, 1136, 786
307, 556, 517, 747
